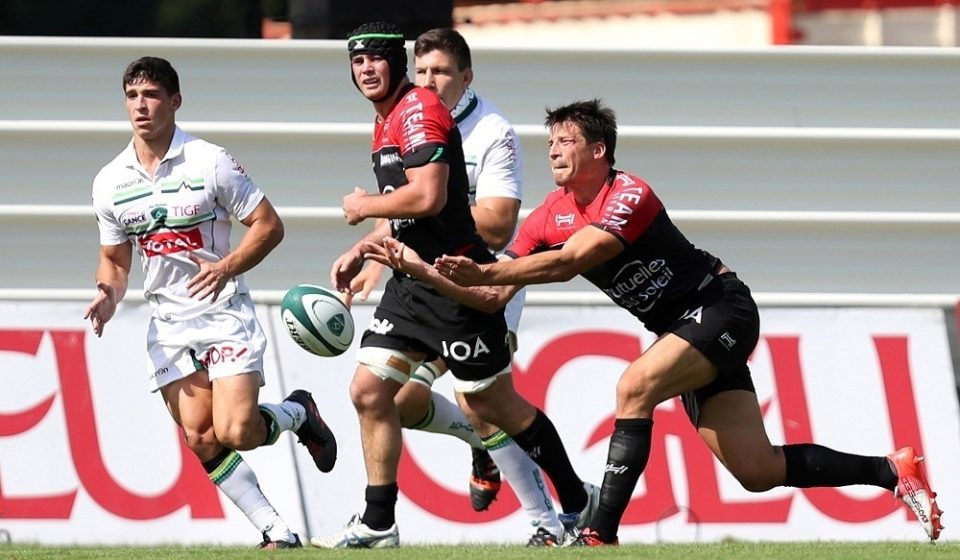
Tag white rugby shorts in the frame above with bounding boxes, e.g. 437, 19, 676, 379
145, 293, 266, 392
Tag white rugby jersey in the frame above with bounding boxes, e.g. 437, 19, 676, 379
451, 89, 526, 332
92, 127, 265, 320
452, 89, 523, 206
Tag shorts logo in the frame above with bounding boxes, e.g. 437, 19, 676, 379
139, 228, 203, 257
681, 306, 703, 324
719, 332, 737, 350
368, 317, 395, 335
200, 345, 249, 367
441, 337, 490, 361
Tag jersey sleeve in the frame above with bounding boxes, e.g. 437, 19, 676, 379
595, 173, 663, 245
475, 125, 522, 201
215, 149, 265, 221
398, 91, 455, 169
92, 175, 127, 246
506, 203, 549, 258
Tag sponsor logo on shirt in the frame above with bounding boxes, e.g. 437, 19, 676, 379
139, 228, 203, 257
602, 258, 674, 313
554, 213, 575, 228
380, 152, 402, 168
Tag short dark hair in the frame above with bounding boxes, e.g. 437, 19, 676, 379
545, 99, 617, 165
122, 56, 180, 95
414, 28, 471, 71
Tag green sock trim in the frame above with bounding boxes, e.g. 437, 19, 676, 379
207, 450, 243, 485
481, 430, 513, 451
258, 405, 281, 445
409, 400, 436, 430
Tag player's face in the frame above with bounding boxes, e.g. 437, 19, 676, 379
124, 78, 180, 142
351, 53, 391, 101
415, 49, 471, 110
547, 122, 600, 187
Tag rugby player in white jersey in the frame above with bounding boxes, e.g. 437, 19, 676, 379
84, 56, 337, 549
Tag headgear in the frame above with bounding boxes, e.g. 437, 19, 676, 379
347, 22, 408, 102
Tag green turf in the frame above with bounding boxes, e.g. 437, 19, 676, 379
1, 542, 957, 560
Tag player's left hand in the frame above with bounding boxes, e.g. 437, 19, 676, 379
343, 187, 369, 225
186, 253, 229, 301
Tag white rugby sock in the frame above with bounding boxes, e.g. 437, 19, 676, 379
484, 431, 564, 537
410, 391, 484, 449
258, 401, 306, 445
207, 450, 296, 543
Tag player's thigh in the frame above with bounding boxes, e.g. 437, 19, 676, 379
617, 333, 718, 415
697, 389, 784, 489
160, 370, 214, 434
210, 371, 263, 432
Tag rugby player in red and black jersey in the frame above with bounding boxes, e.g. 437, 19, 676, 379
367, 99, 944, 546
313, 22, 593, 548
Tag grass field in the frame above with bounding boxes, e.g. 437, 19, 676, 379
1, 542, 957, 560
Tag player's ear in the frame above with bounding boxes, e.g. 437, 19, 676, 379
593, 141, 606, 161
463, 67, 474, 89
171, 92, 183, 111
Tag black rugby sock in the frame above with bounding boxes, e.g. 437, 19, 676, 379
591, 418, 653, 543
782, 443, 897, 490
511, 409, 586, 513
201, 446, 233, 473
361, 483, 399, 530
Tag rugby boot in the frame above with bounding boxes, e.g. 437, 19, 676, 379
570, 527, 618, 547
526, 526, 564, 547
888, 446, 944, 541
310, 513, 399, 548
257, 532, 302, 549
284, 389, 337, 473
469, 447, 502, 511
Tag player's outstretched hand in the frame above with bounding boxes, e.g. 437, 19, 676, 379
331, 248, 364, 296
186, 253, 229, 302
83, 281, 116, 337
361, 237, 425, 278
349, 260, 384, 304
435, 255, 483, 286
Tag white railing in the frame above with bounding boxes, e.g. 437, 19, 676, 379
5, 120, 960, 140
3, 204, 960, 226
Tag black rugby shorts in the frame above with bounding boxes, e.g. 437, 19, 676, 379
360, 274, 511, 382
666, 272, 761, 426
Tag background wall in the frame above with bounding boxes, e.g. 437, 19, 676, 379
0, 38, 958, 298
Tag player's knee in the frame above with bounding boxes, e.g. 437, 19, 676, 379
615, 369, 656, 409
214, 416, 258, 450
349, 374, 393, 414
730, 462, 780, 493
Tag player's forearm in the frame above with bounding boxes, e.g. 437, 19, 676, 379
481, 252, 578, 285
220, 219, 284, 277
410, 260, 509, 313
95, 261, 129, 301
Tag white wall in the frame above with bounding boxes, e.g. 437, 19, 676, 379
0, 38, 958, 297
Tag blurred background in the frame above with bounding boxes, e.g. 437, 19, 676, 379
1, 0, 957, 46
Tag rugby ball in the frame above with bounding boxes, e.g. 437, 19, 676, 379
280, 284, 355, 357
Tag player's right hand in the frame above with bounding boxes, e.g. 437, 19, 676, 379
83, 282, 117, 337
330, 249, 364, 295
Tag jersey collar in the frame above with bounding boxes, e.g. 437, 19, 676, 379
451, 88, 478, 124
120, 126, 187, 169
